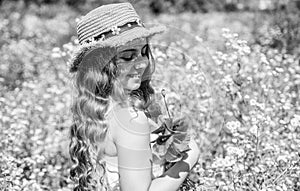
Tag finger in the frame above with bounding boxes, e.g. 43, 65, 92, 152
150, 133, 159, 143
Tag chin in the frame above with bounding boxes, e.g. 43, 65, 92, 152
129, 84, 141, 91
126, 83, 141, 91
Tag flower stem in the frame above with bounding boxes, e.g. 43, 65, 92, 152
161, 89, 172, 120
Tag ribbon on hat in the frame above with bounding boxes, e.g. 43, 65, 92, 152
83, 19, 144, 45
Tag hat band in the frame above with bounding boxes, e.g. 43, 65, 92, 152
82, 20, 144, 45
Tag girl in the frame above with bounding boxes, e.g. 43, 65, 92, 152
69, 2, 200, 191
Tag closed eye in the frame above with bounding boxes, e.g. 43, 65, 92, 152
118, 51, 136, 61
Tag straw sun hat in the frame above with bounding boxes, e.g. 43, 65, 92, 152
69, 2, 166, 73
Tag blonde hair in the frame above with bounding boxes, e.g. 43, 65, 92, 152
69, 41, 156, 191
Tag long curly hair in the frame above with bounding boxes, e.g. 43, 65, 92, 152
69, 40, 156, 191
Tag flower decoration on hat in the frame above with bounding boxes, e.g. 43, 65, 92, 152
85, 36, 97, 45
99, 34, 105, 41
111, 25, 121, 35
136, 18, 143, 26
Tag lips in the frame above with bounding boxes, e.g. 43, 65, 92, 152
127, 74, 141, 78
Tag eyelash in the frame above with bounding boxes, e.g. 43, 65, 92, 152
118, 45, 149, 62
120, 53, 136, 61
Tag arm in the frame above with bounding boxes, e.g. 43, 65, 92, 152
111, 108, 199, 191
111, 107, 153, 191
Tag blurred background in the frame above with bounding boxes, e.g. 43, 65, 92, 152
0, 0, 299, 190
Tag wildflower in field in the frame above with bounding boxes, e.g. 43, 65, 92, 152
225, 120, 241, 134
226, 146, 245, 158
290, 115, 300, 127
249, 99, 257, 106
211, 156, 236, 169
276, 155, 289, 163
51, 47, 62, 58
249, 125, 259, 136
223, 75, 234, 85
232, 163, 245, 173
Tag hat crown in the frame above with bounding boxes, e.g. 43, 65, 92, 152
77, 3, 141, 45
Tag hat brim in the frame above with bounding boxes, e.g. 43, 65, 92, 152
69, 24, 166, 72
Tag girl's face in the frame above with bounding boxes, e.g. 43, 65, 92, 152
115, 38, 149, 92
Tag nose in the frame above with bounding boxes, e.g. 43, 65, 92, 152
133, 56, 148, 70
134, 62, 148, 70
